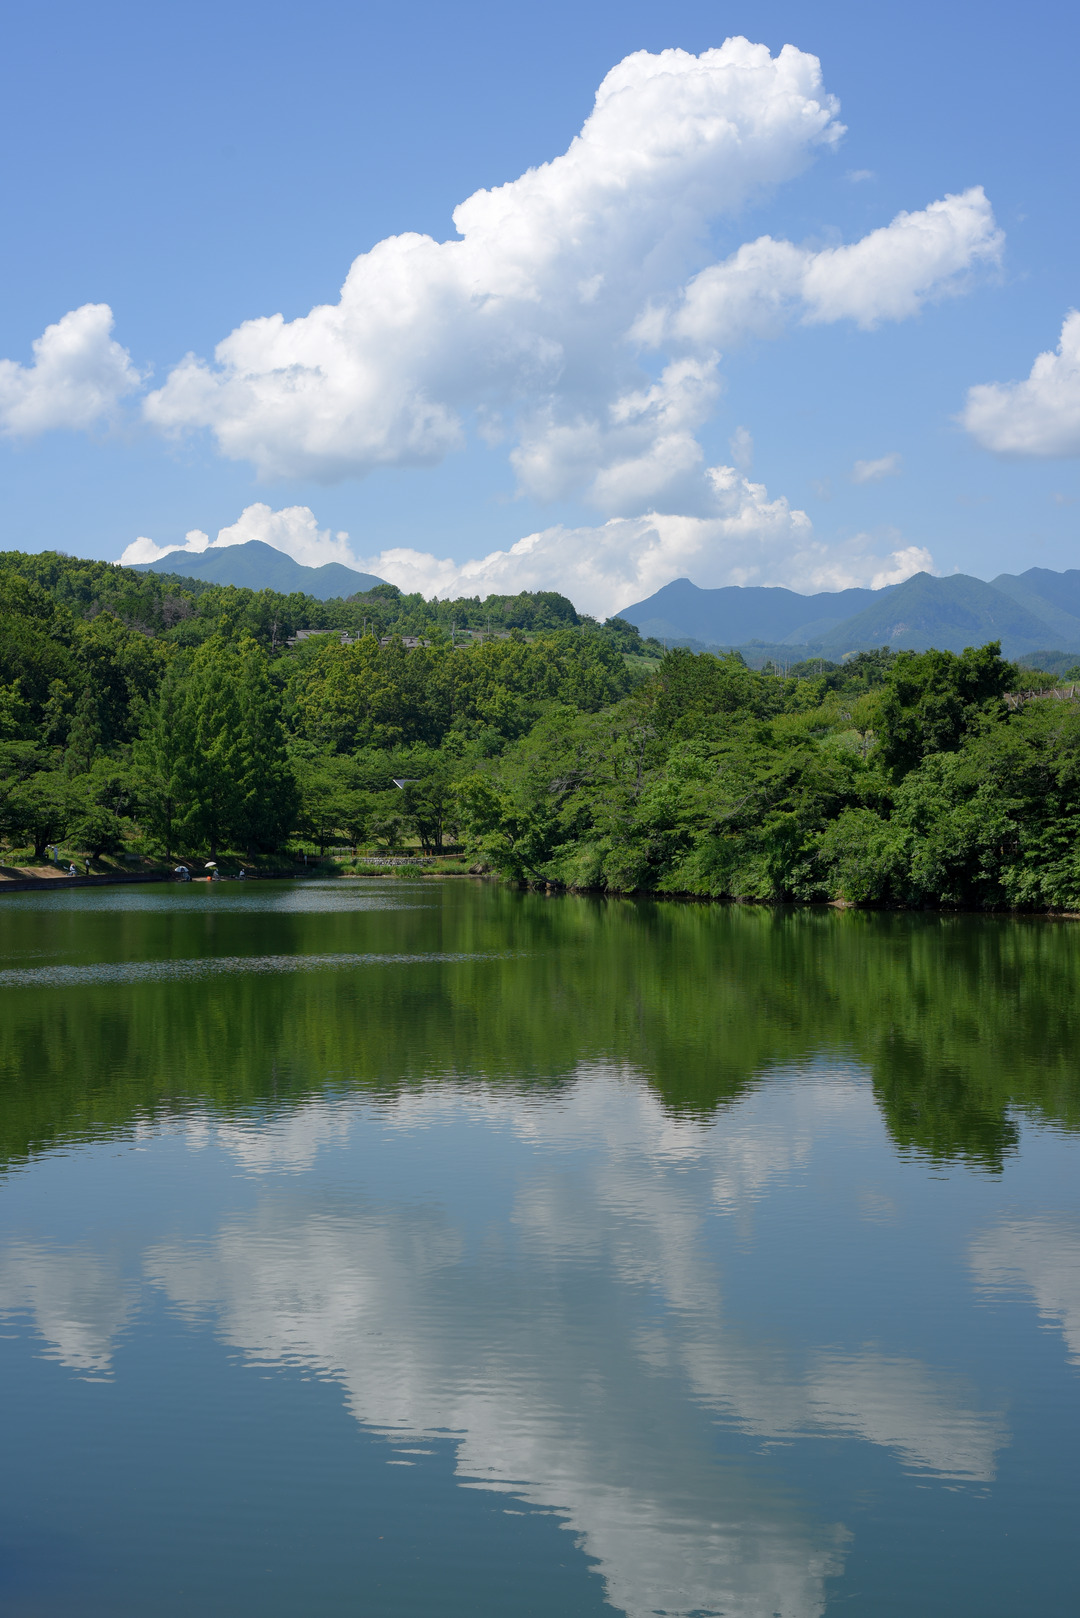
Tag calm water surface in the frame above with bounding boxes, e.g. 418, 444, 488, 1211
1, 880, 1078, 1617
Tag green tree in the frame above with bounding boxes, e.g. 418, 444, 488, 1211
69, 758, 138, 858
174, 645, 243, 855
876, 642, 1017, 781
232, 638, 298, 852
4, 762, 75, 857
137, 641, 296, 856
134, 661, 193, 857
399, 763, 460, 853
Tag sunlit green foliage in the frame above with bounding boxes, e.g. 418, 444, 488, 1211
458, 642, 1080, 909
1, 550, 1079, 905
0, 552, 645, 860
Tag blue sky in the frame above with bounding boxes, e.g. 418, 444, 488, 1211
1, 0, 1078, 613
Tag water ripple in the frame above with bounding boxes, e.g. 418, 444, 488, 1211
0, 950, 522, 990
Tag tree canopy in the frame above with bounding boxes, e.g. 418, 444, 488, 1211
1, 548, 1078, 909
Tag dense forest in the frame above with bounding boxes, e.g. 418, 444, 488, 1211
2, 548, 1079, 910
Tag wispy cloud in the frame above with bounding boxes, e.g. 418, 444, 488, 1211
728, 425, 753, 472
851, 452, 902, 484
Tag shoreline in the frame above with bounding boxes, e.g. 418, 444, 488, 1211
0, 867, 318, 894
3, 864, 1078, 919
0, 870, 174, 894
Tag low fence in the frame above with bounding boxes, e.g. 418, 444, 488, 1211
0, 871, 173, 894
350, 856, 437, 867
1004, 683, 1080, 711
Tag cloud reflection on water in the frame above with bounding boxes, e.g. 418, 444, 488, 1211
150, 1067, 1005, 1616
970, 1216, 1080, 1364
0, 1242, 136, 1376
0, 1065, 1014, 1618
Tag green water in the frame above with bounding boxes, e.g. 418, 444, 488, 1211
1, 880, 1078, 1616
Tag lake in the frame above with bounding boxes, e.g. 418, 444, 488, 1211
1, 879, 1078, 1617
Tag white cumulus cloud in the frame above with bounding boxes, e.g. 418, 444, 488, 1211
650, 188, 1001, 349
851, 451, 902, 483
4, 41, 993, 607
121, 530, 211, 566
143, 38, 850, 492
0, 303, 141, 436
358, 484, 932, 614
141, 43, 997, 520
962, 310, 1080, 455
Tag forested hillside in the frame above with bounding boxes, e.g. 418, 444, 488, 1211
0, 551, 645, 862
2, 549, 1079, 910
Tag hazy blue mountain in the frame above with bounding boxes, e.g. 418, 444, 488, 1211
621, 569, 1080, 659
132, 540, 385, 600
813, 572, 1080, 656
618, 577, 885, 646
991, 568, 1080, 639
1015, 649, 1080, 677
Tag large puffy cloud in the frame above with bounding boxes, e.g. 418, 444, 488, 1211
4, 40, 995, 604
140, 29, 998, 512
962, 310, 1080, 455
645, 188, 1001, 348
143, 39, 850, 490
0, 303, 141, 436
510, 355, 724, 514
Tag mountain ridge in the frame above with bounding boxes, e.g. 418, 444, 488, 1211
620, 570, 1080, 660
127, 540, 1080, 659
131, 539, 385, 600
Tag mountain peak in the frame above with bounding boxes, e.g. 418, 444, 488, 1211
131, 539, 386, 601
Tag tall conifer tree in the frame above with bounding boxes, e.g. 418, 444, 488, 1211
179, 642, 245, 856
233, 638, 297, 853
133, 661, 192, 858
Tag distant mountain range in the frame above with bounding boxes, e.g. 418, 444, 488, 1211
132, 540, 385, 600
129, 539, 1080, 661
620, 570, 1080, 660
